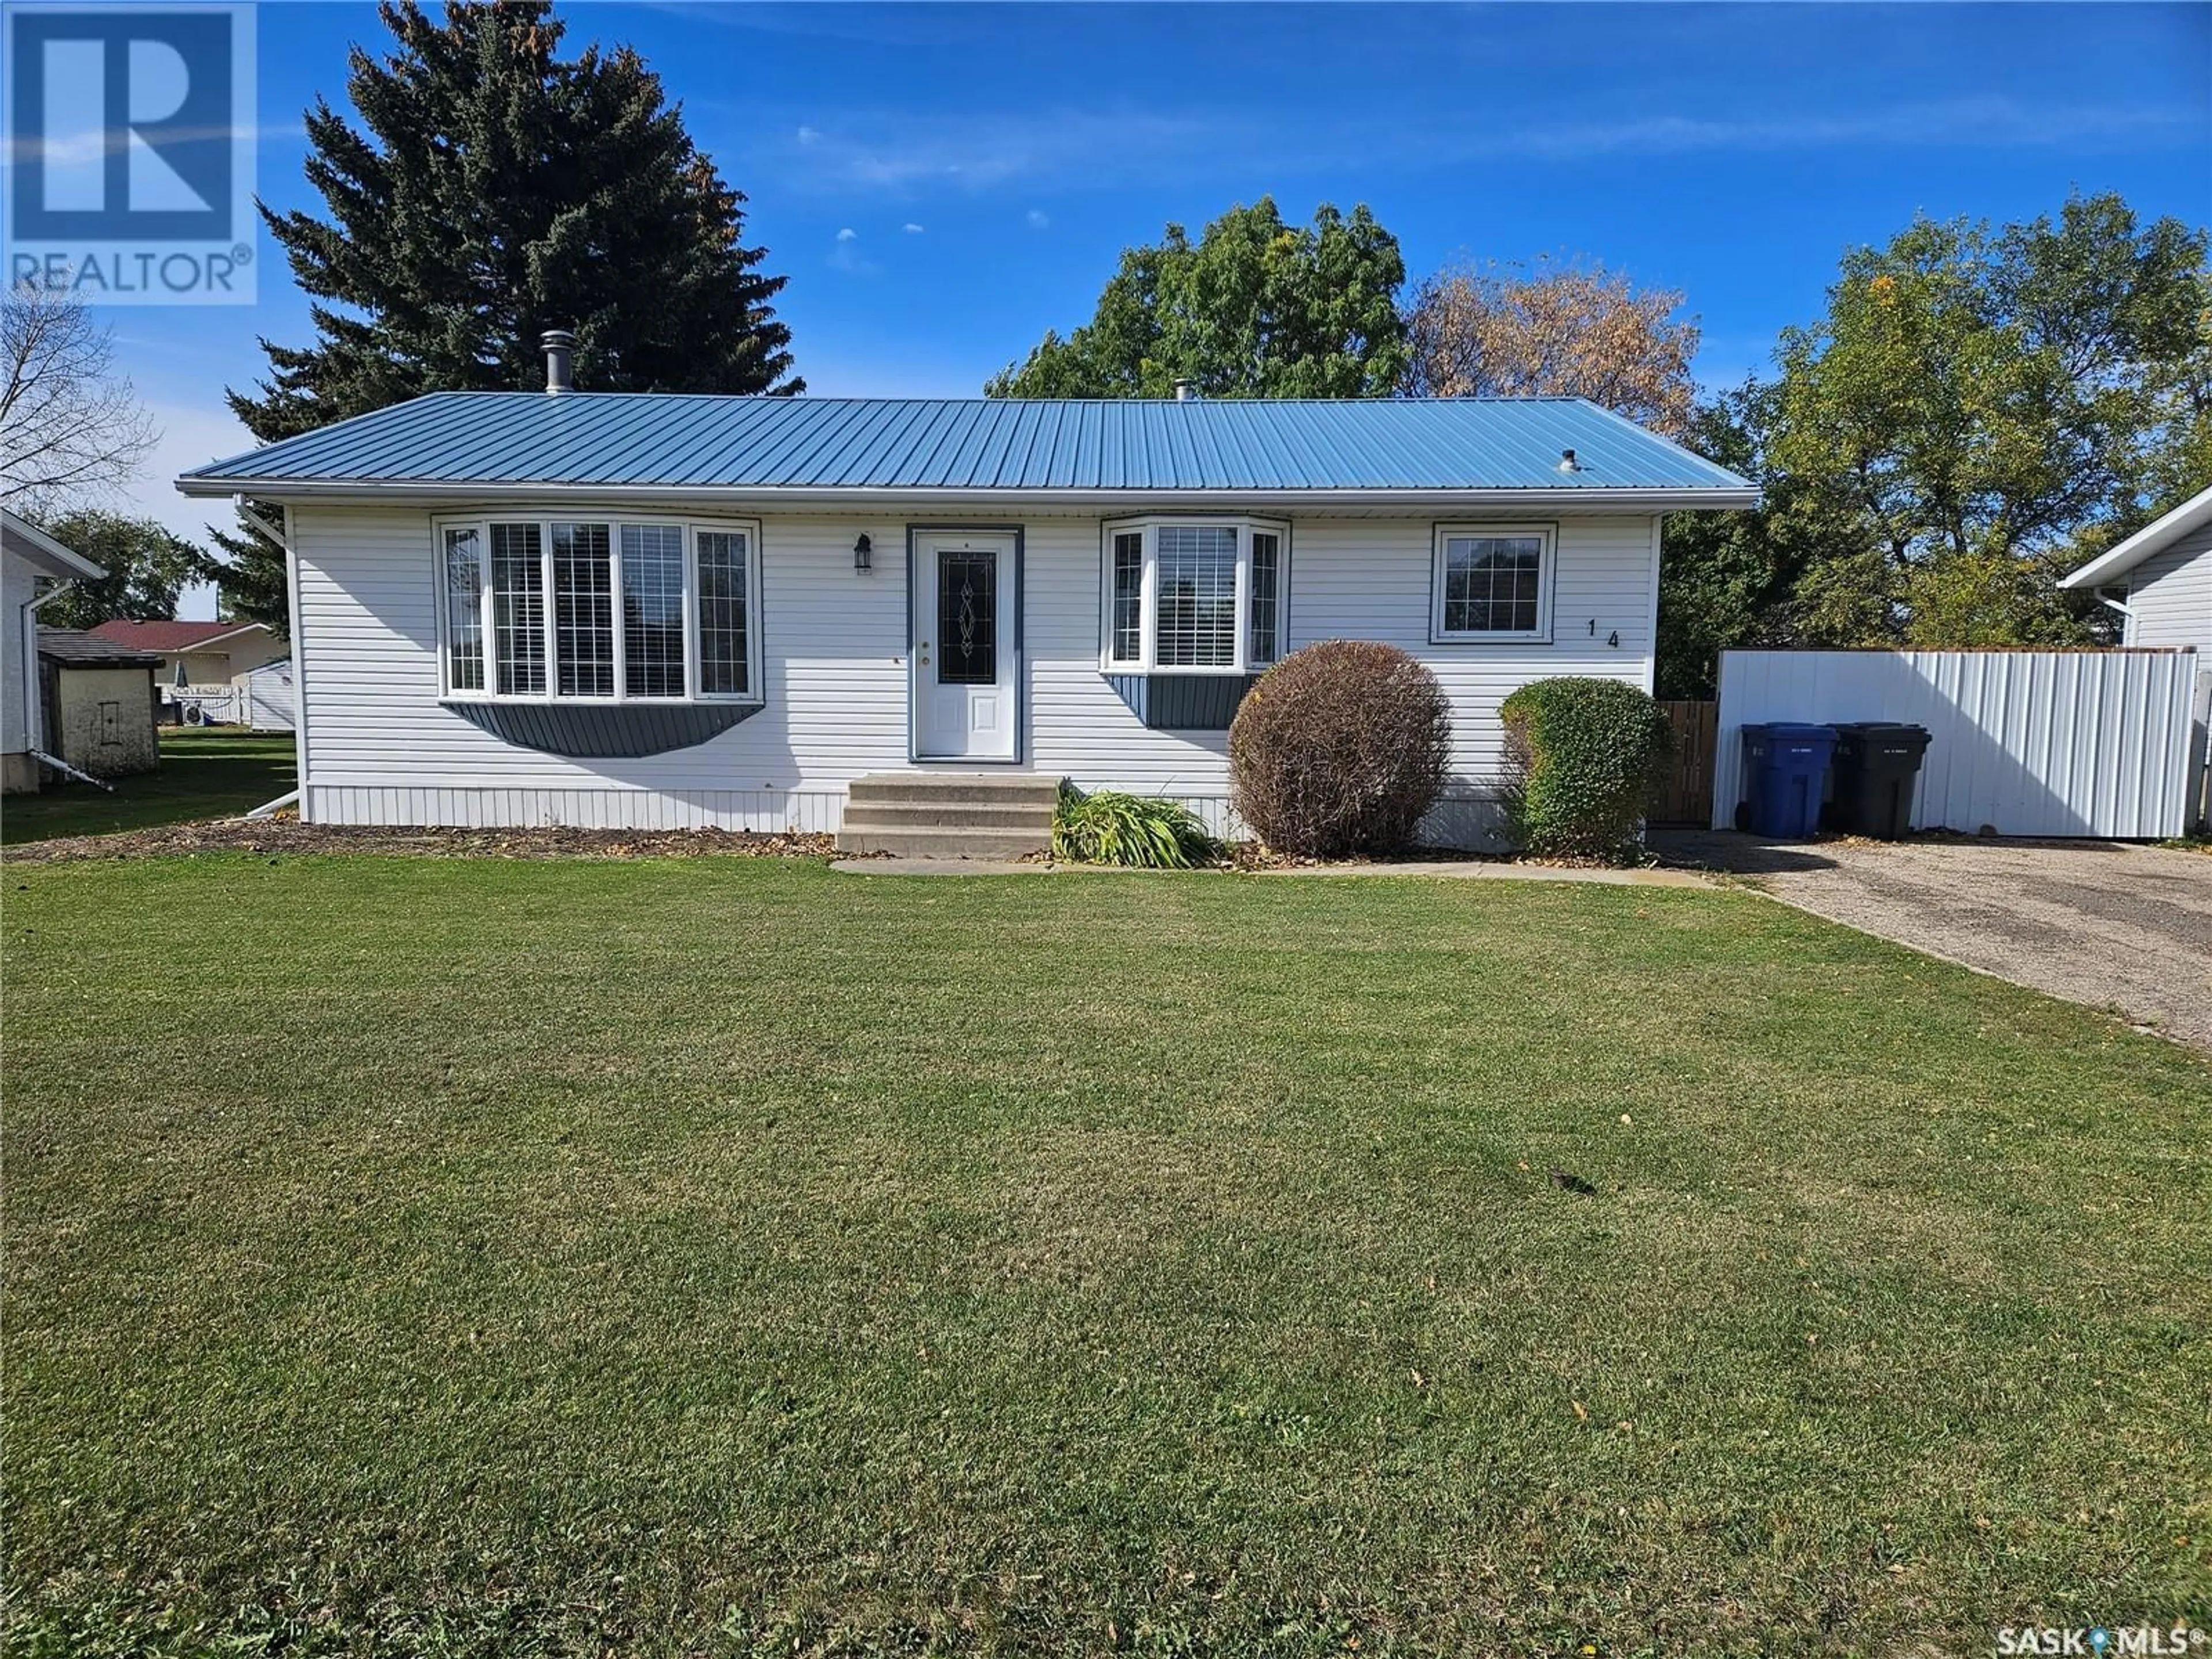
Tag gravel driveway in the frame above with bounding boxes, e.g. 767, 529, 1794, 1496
1656, 831, 2212, 1052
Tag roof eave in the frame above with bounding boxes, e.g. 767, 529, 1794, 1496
2058, 484, 2212, 590
175, 476, 1760, 512
175, 622, 270, 651
1, 508, 107, 580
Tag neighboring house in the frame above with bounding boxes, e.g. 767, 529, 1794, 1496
174, 357, 1755, 848
89, 618, 285, 688
241, 657, 297, 733
3, 509, 107, 794
2059, 483, 2212, 652
35, 628, 161, 779
2062, 483, 2212, 832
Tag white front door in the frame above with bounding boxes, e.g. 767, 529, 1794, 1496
912, 531, 1018, 760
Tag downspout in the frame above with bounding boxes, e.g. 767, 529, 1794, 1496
234, 498, 311, 822
2092, 585, 2135, 645
20, 577, 79, 768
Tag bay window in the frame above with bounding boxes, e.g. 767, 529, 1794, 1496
1101, 517, 1287, 674
436, 514, 762, 702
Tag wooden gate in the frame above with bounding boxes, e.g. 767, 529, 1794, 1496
1649, 699, 1717, 825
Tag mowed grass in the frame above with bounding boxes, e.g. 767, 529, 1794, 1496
0, 728, 296, 845
3, 856, 2207, 1657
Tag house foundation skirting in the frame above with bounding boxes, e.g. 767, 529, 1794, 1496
304, 783, 1512, 847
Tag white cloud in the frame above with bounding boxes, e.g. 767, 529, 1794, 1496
902, 222, 925, 234
756, 96, 2195, 202
1025, 209, 1050, 230
836, 226, 858, 241
760, 109, 1207, 195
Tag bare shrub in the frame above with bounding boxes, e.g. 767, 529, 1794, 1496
1228, 641, 1452, 856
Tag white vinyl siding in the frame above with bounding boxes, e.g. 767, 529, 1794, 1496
2121, 525, 2212, 653
287, 507, 1663, 843
2, 555, 36, 758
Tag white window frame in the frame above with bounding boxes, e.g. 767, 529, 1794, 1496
433, 512, 764, 704
1098, 515, 1290, 676
1430, 521, 1556, 645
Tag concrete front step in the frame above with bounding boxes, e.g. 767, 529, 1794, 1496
846, 772, 1061, 806
843, 803, 1053, 832
837, 772, 1061, 859
838, 827, 1050, 860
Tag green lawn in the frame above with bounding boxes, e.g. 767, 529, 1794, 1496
0, 728, 296, 846
3, 857, 2206, 1657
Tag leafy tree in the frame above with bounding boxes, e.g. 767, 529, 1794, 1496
1656, 386, 1884, 697
1768, 191, 2207, 646
1, 289, 156, 514
1402, 257, 1699, 434
28, 511, 218, 631
1660, 192, 2208, 691
216, 0, 802, 635
986, 198, 1407, 398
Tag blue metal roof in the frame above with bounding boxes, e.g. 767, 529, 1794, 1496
179, 392, 1752, 495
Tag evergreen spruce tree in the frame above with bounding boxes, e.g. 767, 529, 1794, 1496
219, 1, 801, 627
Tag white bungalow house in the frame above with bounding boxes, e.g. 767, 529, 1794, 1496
175, 343, 1756, 853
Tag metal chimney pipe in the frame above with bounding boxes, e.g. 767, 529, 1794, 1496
1172, 378, 1193, 403
541, 329, 576, 394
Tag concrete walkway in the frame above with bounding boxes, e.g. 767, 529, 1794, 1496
830, 857, 1711, 887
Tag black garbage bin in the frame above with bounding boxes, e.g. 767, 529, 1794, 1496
1826, 722, 1931, 839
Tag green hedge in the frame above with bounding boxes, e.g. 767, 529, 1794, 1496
1498, 677, 1673, 862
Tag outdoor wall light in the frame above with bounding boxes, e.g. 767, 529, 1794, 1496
853, 533, 872, 571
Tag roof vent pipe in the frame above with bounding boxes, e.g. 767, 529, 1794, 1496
541, 329, 575, 394
1172, 378, 1194, 403
1558, 447, 1580, 472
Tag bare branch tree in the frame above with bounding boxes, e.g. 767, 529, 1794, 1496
1403, 257, 1700, 435
1, 286, 158, 513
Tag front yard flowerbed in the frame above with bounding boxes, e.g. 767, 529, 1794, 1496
3, 819, 839, 863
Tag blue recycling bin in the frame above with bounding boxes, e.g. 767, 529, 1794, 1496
1738, 722, 1839, 839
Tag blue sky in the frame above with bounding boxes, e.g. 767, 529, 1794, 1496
66, 0, 2212, 609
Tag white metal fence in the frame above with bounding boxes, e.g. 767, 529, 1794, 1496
163, 685, 244, 725
1713, 648, 2202, 839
